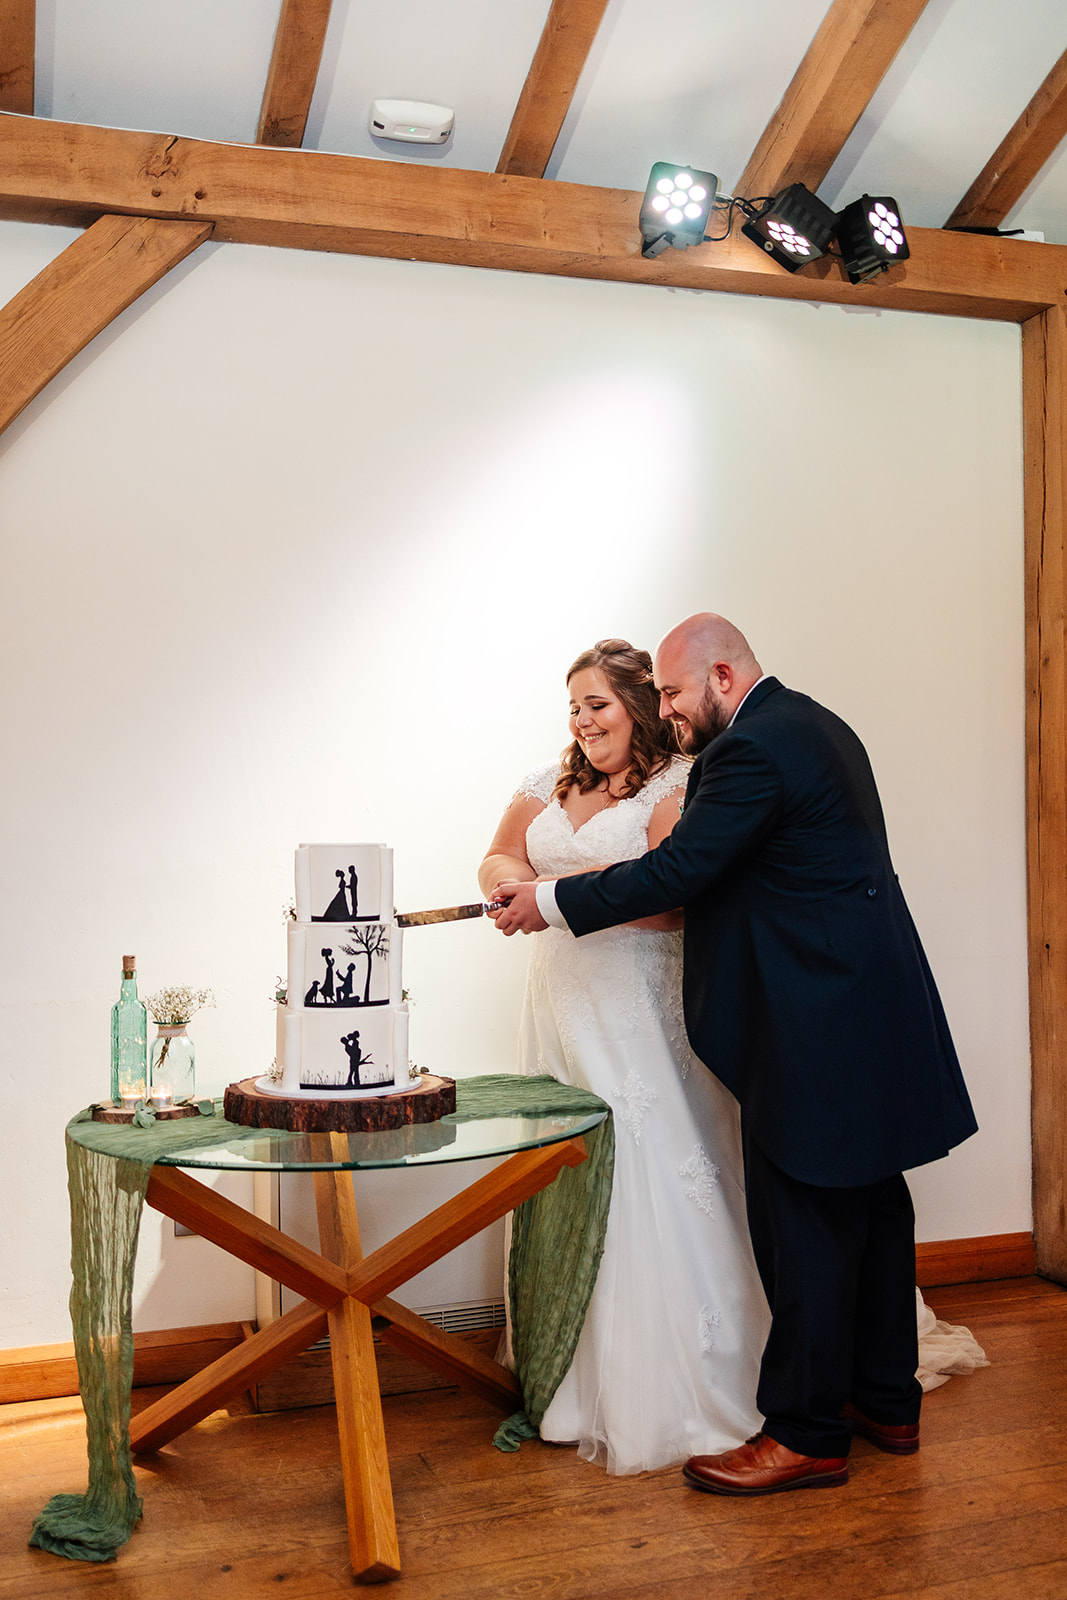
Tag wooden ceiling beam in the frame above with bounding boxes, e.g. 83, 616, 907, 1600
736, 0, 930, 202
257, 0, 334, 148
497, 0, 611, 178
1, 111, 1065, 323
0, 212, 212, 436
0, 0, 35, 115
946, 49, 1067, 231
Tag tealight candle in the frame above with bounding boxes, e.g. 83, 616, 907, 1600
120, 1091, 142, 1110
149, 1086, 173, 1110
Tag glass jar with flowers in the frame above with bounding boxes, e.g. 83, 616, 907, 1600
143, 986, 214, 1107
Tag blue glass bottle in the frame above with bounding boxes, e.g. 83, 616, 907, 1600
111, 955, 147, 1105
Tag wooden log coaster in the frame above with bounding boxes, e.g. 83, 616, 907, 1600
92, 1100, 200, 1123
223, 1074, 457, 1133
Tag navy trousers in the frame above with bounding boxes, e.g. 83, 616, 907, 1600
741, 1126, 922, 1458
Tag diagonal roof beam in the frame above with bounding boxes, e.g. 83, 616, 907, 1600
945, 48, 1067, 230
0, 0, 35, 115
257, 0, 334, 148
497, 0, 611, 178
0, 213, 212, 436
736, 0, 930, 201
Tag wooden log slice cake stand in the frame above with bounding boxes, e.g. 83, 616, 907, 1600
224, 1074, 456, 1133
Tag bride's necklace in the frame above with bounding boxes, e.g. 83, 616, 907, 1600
596, 775, 630, 808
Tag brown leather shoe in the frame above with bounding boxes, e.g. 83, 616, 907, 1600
845, 1406, 920, 1455
682, 1432, 849, 1496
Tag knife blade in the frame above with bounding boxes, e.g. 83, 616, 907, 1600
395, 902, 497, 928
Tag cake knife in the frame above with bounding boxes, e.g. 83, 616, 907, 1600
395, 902, 502, 927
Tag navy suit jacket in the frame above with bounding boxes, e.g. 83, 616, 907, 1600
555, 678, 977, 1187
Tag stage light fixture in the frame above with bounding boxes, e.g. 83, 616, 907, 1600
640, 163, 719, 258
740, 183, 837, 272
834, 195, 910, 283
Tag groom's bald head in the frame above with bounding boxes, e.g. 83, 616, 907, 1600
654, 614, 762, 753
662, 614, 761, 682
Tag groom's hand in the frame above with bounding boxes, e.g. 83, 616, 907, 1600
489, 880, 548, 936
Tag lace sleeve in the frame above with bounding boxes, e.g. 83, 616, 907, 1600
513, 758, 561, 806
640, 755, 692, 808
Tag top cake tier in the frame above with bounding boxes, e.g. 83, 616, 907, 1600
294, 844, 393, 924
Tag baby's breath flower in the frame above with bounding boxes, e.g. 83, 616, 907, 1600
144, 986, 215, 1025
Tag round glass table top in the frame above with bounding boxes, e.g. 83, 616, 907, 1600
68, 1106, 607, 1172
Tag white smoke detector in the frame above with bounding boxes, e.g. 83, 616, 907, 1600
369, 100, 454, 144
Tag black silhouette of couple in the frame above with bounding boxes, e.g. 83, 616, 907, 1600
317, 866, 359, 922
304, 948, 360, 1007
340, 1028, 374, 1086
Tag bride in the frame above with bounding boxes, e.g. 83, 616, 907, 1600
480, 638, 769, 1475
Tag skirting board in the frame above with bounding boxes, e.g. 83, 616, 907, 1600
915, 1230, 1034, 1288
0, 1320, 251, 1406
0, 1231, 1037, 1407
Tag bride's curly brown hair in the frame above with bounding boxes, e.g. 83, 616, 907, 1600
553, 638, 683, 803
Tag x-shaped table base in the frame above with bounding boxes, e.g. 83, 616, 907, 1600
128, 1132, 589, 1584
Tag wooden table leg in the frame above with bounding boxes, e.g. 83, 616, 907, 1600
130, 1131, 591, 1584
347, 1136, 589, 1305
130, 1299, 329, 1453
373, 1294, 521, 1410
313, 1139, 401, 1584
145, 1166, 348, 1304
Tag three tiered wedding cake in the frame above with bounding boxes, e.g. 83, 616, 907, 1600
258, 844, 409, 1099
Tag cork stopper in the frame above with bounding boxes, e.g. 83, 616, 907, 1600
122, 955, 136, 977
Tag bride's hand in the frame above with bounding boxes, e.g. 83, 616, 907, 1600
489, 880, 548, 936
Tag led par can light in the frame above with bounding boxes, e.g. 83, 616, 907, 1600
640, 163, 719, 258
835, 195, 910, 282
740, 183, 837, 272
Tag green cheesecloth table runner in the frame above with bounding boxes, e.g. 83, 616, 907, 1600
30, 1073, 613, 1563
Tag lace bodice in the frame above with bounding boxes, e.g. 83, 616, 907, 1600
516, 756, 689, 878
514, 754, 693, 1086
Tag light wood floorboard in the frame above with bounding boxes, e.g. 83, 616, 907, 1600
2, 1279, 1065, 1597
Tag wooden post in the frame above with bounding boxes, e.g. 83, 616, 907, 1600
1023, 303, 1067, 1282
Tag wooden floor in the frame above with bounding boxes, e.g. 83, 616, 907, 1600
2, 1278, 1066, 1599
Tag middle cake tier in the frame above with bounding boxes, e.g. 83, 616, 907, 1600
287, 918, 403, 1009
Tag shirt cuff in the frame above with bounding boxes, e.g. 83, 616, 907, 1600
535, 879, 569, 930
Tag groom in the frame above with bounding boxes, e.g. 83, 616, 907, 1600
492, 613, 977, 1494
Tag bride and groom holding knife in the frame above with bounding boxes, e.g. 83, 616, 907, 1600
483, 613, 977, 1493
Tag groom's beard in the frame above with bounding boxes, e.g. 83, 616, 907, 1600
679, 686, 732, 754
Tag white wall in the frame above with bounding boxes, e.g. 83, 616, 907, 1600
0, 223, 1028, 1345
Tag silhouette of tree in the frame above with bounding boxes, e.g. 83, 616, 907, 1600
339, 922, 390, 1003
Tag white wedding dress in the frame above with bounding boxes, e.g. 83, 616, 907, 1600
513, 756, 770, 1475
